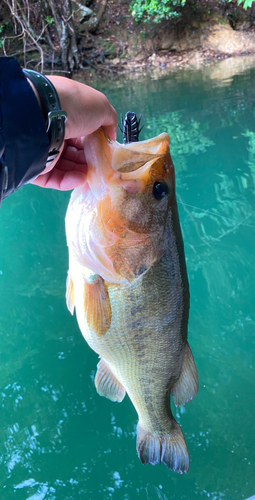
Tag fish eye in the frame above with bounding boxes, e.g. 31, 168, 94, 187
153, 181, 169, 200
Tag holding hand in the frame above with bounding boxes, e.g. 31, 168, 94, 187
31, 77, 117, 191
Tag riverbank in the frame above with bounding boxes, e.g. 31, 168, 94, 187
75, 0, 255, 80
1, 0, 255, 79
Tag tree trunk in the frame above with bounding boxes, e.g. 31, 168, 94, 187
87, 0, 108, 33
48, 0, 80, 71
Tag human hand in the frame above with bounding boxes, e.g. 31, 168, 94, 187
31, 77, 117, 190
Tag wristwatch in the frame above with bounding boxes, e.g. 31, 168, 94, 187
23, 69, 68, 167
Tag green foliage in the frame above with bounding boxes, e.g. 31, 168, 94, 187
0, 25, 3, 48
130, 0, 255, 23
45, 15, 55, 27
236, 0, 254, 9
226, 0, 255, 9
130, 0, 185, 23
0, 20, 10, 49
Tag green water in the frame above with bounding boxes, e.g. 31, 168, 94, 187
1, 58, 255, 500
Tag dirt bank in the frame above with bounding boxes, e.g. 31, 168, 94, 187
1, 0, 255, 79
76, 1, 255, 80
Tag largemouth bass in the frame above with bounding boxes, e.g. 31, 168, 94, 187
65, 129, 198, 473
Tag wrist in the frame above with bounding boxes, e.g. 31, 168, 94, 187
23, 69, 68, 167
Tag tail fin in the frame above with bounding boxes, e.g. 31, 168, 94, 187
136, 421, 189, 473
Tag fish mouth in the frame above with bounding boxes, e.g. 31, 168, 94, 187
84, 129, 171, 199
112, 132, 170, 173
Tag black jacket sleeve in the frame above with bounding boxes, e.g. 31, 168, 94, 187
0, 57, 50, 204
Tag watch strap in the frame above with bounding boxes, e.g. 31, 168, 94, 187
22, 69, 67, 167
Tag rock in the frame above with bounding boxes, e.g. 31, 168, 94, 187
233, 18, 251, 31
161, 33, 175, 50
227, 7, 251, 31
112, 57, 121, 64
71, 1, 93, 23
153, 19, 255, 57
205, 24, 255, 54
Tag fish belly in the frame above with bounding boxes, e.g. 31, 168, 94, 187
71, 247, 198, 472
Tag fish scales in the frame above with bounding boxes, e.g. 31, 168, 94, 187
65, 129, 198, 473
74, 250, 182, 429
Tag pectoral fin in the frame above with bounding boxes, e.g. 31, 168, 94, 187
84, 275, 111, 337
66, 270, 75, 315
95, 357, 126, 402
171, 342, 199, 407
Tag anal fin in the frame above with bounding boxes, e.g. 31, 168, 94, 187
84, 276, 111, 337
172, 342, 198, 407
136, 420, 189, 473
95, 358, 126, 402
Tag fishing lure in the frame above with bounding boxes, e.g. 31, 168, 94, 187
119, 111, 144, 144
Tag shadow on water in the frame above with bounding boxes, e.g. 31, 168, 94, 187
0, 57, 255, 499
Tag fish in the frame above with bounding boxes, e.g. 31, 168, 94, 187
65, 129, 199, 473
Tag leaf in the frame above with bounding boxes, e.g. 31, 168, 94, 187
236, 0, 254, 7
243, 0, 254, 8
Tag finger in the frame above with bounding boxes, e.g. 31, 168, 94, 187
47, 77, 118, 140
39, 141, 86, 180
101, 123, 117, 142
31, 168, 87, 190
62, 144, 86, 164
41, 142, 65, 175
101, 103, 118, 141
66, 137, 84, 148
